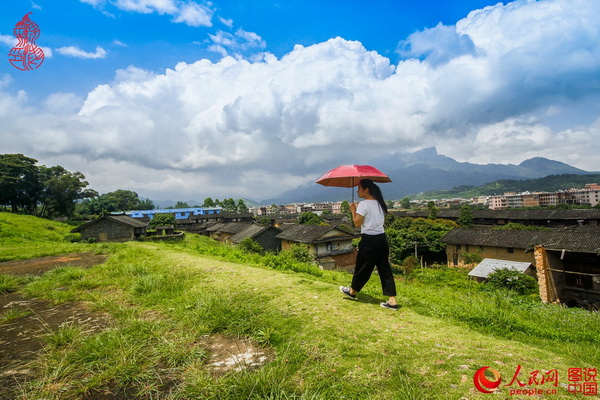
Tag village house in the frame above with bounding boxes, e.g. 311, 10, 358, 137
71, 214, 147, 242
206, 222, 254, 243
275, 224, 359, 270
442, 228, 600, 307
229, 223, 282, 252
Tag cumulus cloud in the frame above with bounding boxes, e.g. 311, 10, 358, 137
56, 46, 107, 59
3, 0, 600, 200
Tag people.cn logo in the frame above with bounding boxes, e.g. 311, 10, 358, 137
8, 12, 45, 71
474, 366, 502, 393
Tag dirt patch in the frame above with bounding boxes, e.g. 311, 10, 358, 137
0, 252, 107, 276
0, 292, 112, 400
201, 333, 276, 376
0, 253, 111, 399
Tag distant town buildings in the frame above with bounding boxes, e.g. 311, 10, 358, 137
487, 183, 600, 210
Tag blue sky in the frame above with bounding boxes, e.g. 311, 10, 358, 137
1, 0, 600, 202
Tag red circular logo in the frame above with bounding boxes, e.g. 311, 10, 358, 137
474, 366, 502, 393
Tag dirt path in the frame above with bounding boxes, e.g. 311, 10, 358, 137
0, 253, 110, 399
0, 252, 107, 276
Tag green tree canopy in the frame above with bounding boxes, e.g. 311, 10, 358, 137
237, 199, 249, 213
203, 197, 215, 207
38, 165, 96, 217
148, 213, 176, 229
0, 154, 42, 213
298, 212, 324, 225
457, 204, 474, 228
77, 189, 154, 215
401, 197, 411, 209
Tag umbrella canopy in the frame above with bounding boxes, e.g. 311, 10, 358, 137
315, 164, 392, 188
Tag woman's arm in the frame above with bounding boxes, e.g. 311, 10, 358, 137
350, 202, 364, 227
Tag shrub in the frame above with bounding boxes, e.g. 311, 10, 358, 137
63, 233, 81, 243
238, 238, 264, 254
486, 268, 538, 294
402, 256, 419, 274
462, 252, 482, 265
285, 243, 314, 263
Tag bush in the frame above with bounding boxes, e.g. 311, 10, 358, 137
285, 243, 314, 263
63, 233, 81, 243
402, 256, 419, 274
462, 252, 482, 265
486, 268, 538, 294
238, 238, 264, 254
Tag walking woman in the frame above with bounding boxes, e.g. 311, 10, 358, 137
339, 179, 398, 310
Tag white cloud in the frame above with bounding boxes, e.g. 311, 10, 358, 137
219, 16, 234, 27
56, 46, 107, 59
3, 0, 600, 200
208, 28, 266, 58
83, 0, 213, 27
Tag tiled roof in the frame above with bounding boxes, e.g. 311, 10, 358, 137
230, 224, 276, 244
71, 214, 147, 232
392, 209, 600, 220
442, 228, 600, 253
206, 222, 253, 234
275, 224, 357, 243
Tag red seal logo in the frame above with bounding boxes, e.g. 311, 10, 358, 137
8, 12, 45, 71
474, 366, 502, 393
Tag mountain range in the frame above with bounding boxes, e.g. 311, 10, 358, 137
262, 148, 595, 204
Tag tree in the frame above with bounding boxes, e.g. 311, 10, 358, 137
148, 213, 176, 229
237, 199, 249, 213
387, 200, 395, 210
401, 197, 411, 209
203, 197, 215, 207
340, 200, 351, 220
76, 189, 154, 216
174, 201, 190, 208
38, 165, 96, 217
298, 212, 324, 225
427, 201, 439, 219
457, 204, 474, 228
0, 154, 42, 213
270, 204, 280, 215
386, 217, 457, 264
221, 198, 237, 213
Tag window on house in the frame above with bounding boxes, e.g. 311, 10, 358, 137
507, 247, 514, 254
452, 255, 458, 266
326, 242, 332, 252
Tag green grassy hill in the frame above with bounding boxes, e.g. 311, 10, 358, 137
1, 216, 598, 399
0, 212, 91, 261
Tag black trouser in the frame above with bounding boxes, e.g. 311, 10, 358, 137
351, 233, 397, 296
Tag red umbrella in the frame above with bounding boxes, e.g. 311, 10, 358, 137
315, 164, 391, 201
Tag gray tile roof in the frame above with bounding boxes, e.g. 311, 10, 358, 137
392, 209, 600, 220
230, 224, 275, 244
442, 228, 600, 253
468, 258, 532, 278
275, 224, 357, 243
71, 214, 147, 232
206, 222, 253, 234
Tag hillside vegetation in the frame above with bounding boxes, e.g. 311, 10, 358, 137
420, 173, 600, 199
0, 212, 92, 261
1, 214, 598, 399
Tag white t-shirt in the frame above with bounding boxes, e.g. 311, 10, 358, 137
356, 200, 385, 235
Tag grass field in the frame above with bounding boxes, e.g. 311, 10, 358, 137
0, 212, 94, 261
1, 213, 598, 399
